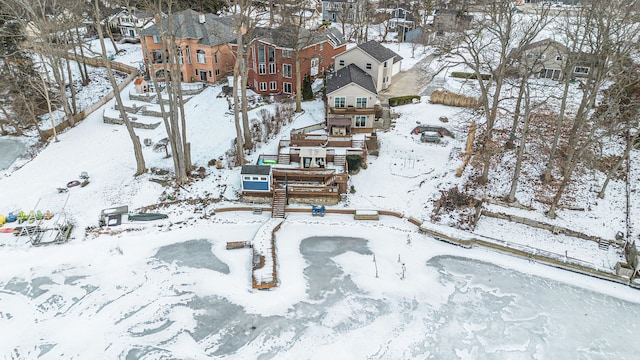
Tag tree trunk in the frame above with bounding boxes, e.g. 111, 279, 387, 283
74, 27, 90, 85
241, 52, 252, 149
294, 51, 302, 113
598, 130, 638, 199
507, 85, 531, 203
65, 56, 78, 115
0, 102, 23, 135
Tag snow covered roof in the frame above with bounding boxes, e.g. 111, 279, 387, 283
241, 165, 271, 175
326, 64, 377, 95
141, 9, 235, 46
357, 40, 402, 63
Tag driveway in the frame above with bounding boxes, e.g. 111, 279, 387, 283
378, 54, 436, 103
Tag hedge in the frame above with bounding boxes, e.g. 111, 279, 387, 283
388, 95, 421, 107
450, 71, 491, 80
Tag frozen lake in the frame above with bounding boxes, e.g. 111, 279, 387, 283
1, 236, 639, 359
0, 137, 25, 170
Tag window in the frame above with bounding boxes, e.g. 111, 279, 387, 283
177, 47, 183, 64
334, 97, 346, 108
538, 54, 546, 60
282, 49, 292, 58
556, 55, 563, 61
214, 53, 218, 64
209, 71, 212, 77
366, 63, 372, 70
152, 35, 161, 43
270, 81, 277, 90
268, 47, 275, 62
526, 53, 535, 59
356, 97, 367, 108
320, 43, 324, 51
185, 46, 191, 64
269, 63, 276, 74
195, 69, 198, 75
260, 82, 267, 91
200, 70, 207, 81
339, 59, 345, 66
258, 63, 266, 74
260, 177, 267, 181
152, 50, 164, 64
354, 116, 367, 127
215, 69, 220, 76
196, 50, 206, 64
383, 61, 388, 68
574, 66, 590, 74
283, 64, 292, 78
283, 82, 292, 94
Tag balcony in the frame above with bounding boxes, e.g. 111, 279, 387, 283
329, 106, 376, 115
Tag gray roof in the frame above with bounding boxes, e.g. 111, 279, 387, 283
141, 9, 235, 46
357, 40, 402, 63
248, 26, 345, 49
241, 165, 271, 175
326, 64, 377, 95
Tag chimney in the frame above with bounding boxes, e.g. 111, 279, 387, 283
199, 13, 205, 24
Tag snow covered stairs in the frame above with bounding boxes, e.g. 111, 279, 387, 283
251, 217, 284, 290
598, 239, 611, 251
277, 153, 290, 165
334, 154, 346, 168
272, 189, 286, 219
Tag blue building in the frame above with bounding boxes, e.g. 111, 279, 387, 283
240, 165, 272, 193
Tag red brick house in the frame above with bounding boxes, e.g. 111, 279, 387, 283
239, 26, 346, 95
140, 9, 238, 84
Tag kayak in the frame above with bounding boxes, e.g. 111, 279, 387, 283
128, 213, 169, 221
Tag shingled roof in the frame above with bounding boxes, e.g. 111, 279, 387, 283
249, 26, 345, 49
142, 9, 235, 46
326, 64, 377, 95
357, 40, 402, 63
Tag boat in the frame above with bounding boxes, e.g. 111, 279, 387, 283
128, 213, 169, 221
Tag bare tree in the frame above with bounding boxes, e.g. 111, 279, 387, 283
545, 0, 640, 218
139, 0, 191, 183
454, 2, 551, 185
93, 0, 146, 176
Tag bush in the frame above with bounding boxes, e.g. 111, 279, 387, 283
346, 155, 362, 172
450, 72, 491, 80
388, 95, 420, 107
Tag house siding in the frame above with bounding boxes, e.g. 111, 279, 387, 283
334, 48, 393, 92
242, 40, 346, 95
518, 42, 596, 81
142, 36, 235, 84
327, 83, 376, 131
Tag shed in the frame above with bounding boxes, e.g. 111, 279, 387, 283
241, 165, 272, 192
134, 76, 148, 94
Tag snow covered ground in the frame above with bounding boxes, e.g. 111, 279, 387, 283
1, 40, 639, 358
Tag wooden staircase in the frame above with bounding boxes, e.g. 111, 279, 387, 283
277, 153, 290, 165
272, 189, 286, 218
352, 139, 365, 148
334, 154, 346, 168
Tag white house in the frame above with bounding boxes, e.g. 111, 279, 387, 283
109, 7, 155, 39
326, 64, 378, 134
334, 40, 402, 92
